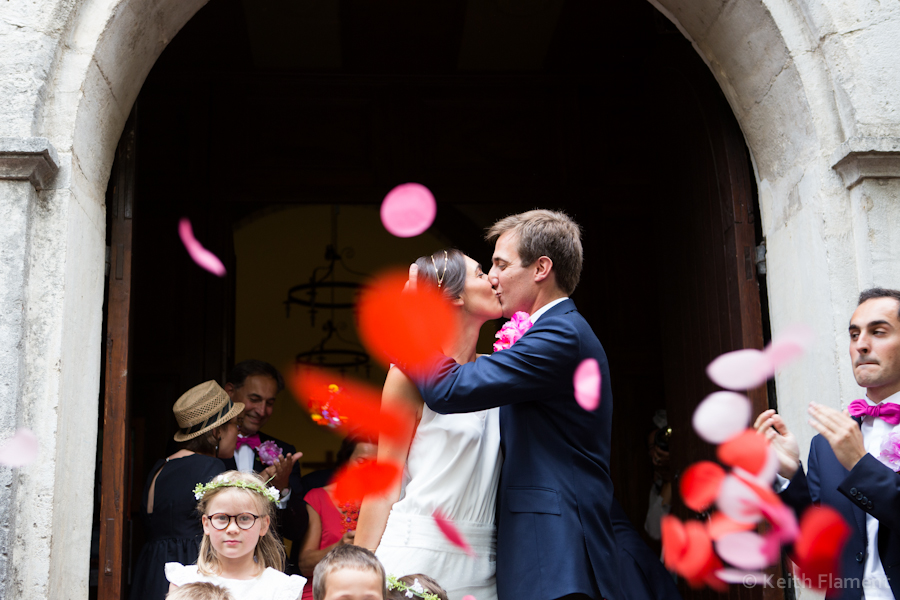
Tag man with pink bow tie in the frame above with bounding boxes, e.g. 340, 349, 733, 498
221, 359, 308, 571
756, 288, 900, 600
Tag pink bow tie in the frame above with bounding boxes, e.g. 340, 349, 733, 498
848, 399, 900, 425
235, 434, 261, 451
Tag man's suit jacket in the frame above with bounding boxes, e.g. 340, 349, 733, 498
780, 433, 900, 600
417, 299, 619, 600
221, 432, 308, 551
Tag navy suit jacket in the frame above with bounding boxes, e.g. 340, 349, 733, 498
780, 433, 900, 600
417, 299, 619, 600
221, 431, 308, 548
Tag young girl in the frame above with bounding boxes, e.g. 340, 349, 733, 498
166, 471, 306, 600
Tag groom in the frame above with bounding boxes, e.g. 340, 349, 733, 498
413, 210, 619, 600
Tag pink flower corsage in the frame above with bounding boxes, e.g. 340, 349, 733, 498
493, 311, 532, 352
878, 431, 900, 471
257, 440, 283, 466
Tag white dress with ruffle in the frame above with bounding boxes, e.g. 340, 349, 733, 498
376, 404, 502, 600
165, 562, 306, 600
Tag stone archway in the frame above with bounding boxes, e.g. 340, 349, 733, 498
9, 0, 890, 598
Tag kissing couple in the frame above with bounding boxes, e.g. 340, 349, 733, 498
354, 209, 621, 600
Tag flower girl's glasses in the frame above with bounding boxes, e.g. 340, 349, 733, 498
207, 513, 260, 530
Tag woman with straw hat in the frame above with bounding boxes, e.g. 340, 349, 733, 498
131, 381, 245, 600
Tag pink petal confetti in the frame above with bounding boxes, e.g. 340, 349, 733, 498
692, 392, 752, 444
433, 509, 475, 557
461, 596, 477, 600
573, 358, 601, 411
0, 428, 39, 467
715, 532, 771, 570
716, 474, 764, 524
764, 323, 814, 370
715, 569, 768, 585
178, 218, 226, 277
706, 349, 770, 390
380, 183, 437, 238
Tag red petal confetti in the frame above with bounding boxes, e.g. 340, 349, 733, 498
680, 461, 726, 512
433, 509, 475, 557
289, 367, 413, 442
707, 512, 755, 540
717, 429, 769, 474
178, 218, 226, 277
791, 506, 850, 591
332, 460, 402, 504
662, 516, 722, 589
356, 270, 456, 371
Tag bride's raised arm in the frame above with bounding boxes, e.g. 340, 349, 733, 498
354, 366, 421, 551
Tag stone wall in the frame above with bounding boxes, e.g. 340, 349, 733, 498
0, 0, 899, 597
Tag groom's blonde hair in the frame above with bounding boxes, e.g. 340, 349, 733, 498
486, 209, 583, 295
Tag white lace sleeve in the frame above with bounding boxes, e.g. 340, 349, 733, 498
164, 563, 201, 587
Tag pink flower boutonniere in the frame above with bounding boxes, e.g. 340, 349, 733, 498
493, 311, 532, 352
257, 440, 283, 466
879, 432, 900, 471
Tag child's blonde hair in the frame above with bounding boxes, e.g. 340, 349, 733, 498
312, 545, 386, 600
166, 582, 236, 600
195, 471, 285, 575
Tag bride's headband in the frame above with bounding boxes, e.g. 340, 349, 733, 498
431, 250, 448, 289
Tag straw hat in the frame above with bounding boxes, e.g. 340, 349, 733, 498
172, 380, 244, 442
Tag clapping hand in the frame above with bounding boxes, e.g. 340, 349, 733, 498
261, 451, 302, 494
754, 409, 800, 479
808, 402, 866, 471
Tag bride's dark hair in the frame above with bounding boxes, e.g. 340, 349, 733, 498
414, 249, 467, 300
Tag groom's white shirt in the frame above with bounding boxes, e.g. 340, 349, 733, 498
529, 297, 569, 325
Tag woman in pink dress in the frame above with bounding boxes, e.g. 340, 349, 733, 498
297, 434, 377, 600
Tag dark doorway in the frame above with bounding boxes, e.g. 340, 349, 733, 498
94, 1, 772, 599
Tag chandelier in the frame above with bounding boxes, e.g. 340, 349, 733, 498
285, 206, 370, 373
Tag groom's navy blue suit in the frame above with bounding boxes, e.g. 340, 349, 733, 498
417, 299, 619, 600
780, 431, 900, 600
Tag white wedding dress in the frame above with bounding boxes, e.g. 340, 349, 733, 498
376, 402, 502, 600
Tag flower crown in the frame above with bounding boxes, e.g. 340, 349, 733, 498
193, 478, 280, 503
387, 575, 440, 600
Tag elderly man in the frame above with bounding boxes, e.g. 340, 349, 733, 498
221, 359, 307, 569
756, 287, 900, 600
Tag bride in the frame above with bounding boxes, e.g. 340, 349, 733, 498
355, 248, 503, 600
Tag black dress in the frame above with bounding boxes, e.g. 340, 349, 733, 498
130, 453, 226, 600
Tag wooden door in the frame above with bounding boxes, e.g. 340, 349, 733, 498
650, 42, 776, 600
98, 109, 137, 600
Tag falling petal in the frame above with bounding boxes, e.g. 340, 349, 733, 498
715, 569, 768, 585
679, 521, 718, 587
289, 367, 414, 443
707, 512, 755, 540
0, 428, 38, 467
764, 324, 814, 370
433, 509, 475, 557
178, 218, 226, 277
573, 359, 601, 411
716, 475, 764, 524
661, 515, 688, 570
692, 392, 752, 444
680, 461, 726, 512
715, 532, 771, 570
760, 499, 800, 545
791, 506, 851, 590
332, 460, 402, 504
706, 349, 771, 390
357, 271, 455, 371
461, 596, 477, 600
717, 429, 769, 474
380, 183, 437, 238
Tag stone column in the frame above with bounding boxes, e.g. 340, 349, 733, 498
0, 138, 58, 599
832, 137, 900, 289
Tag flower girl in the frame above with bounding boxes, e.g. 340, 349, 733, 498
166, 471, 306, 600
